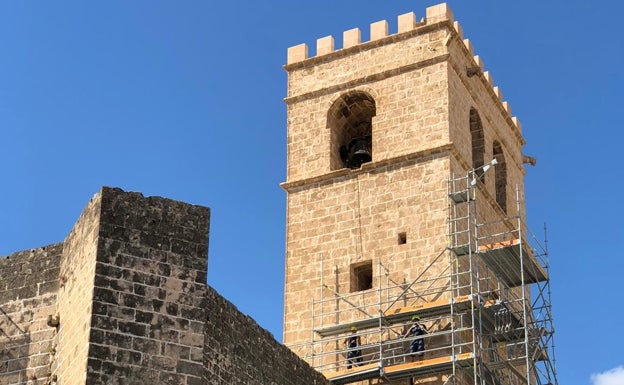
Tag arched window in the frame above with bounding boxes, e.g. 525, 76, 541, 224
470, 108, 485, 181
493, 141, 507, 213
327, 92, 376, 170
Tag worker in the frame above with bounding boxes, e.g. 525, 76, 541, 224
404, 315, 427, 362
344, 326, 363, 369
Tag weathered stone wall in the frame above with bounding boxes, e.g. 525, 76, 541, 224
78, 187, 210, 385
446, 21, 526, 224
283, 157, 450, 345
204, 286, 330, 385
55, 189, 103, 385
0, 244, 62, 385
284, 29, 451, 183
2, 187, 328, 385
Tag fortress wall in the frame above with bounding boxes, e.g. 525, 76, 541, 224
1, 187, 329, 385
84, 187, 210, 385
0, 244, 62, 385
204, 286, 330, 385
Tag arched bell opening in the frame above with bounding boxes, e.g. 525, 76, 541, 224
328, 92, 376, 170
493, 141, 507, 213
470, 108, 485, 181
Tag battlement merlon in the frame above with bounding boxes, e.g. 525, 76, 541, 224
285, 3, 452, 65
284, 2, 522, 135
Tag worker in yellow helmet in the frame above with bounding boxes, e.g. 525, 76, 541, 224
343, 326, 363, 369
404, 315, 428, 362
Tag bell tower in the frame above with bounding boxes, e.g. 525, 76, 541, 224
282, 4, 556, 385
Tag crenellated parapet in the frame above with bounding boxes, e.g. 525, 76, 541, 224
285, 3, 452, 65
286, 2, 521, 132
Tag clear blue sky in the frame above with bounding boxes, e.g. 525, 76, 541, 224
0, 2, 622, 384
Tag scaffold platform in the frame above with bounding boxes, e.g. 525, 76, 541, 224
383, 295, 474, 320
382, 352, 474, 380
314, 295, 474, 337
478, 239, 548, 286
324, 353, 474, 384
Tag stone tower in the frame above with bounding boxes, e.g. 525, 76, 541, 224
282, 3, 556, 385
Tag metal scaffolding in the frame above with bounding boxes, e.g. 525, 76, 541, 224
287, 167, 558, 385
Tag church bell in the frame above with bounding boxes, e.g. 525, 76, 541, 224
343, 136, 372, 169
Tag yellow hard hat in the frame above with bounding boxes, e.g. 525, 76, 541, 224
350, 326, 357, 331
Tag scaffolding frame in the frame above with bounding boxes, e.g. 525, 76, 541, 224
286, 168, 558, 385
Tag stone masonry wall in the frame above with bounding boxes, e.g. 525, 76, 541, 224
283, 156, 450, 346
55, 189, 103, 385
0, 244, 62, 385
204, 286, 330, 385
445, 24, 526, 225
84, 187, 210, 385
1, 186, 330, 385
284, 27, 451, 183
